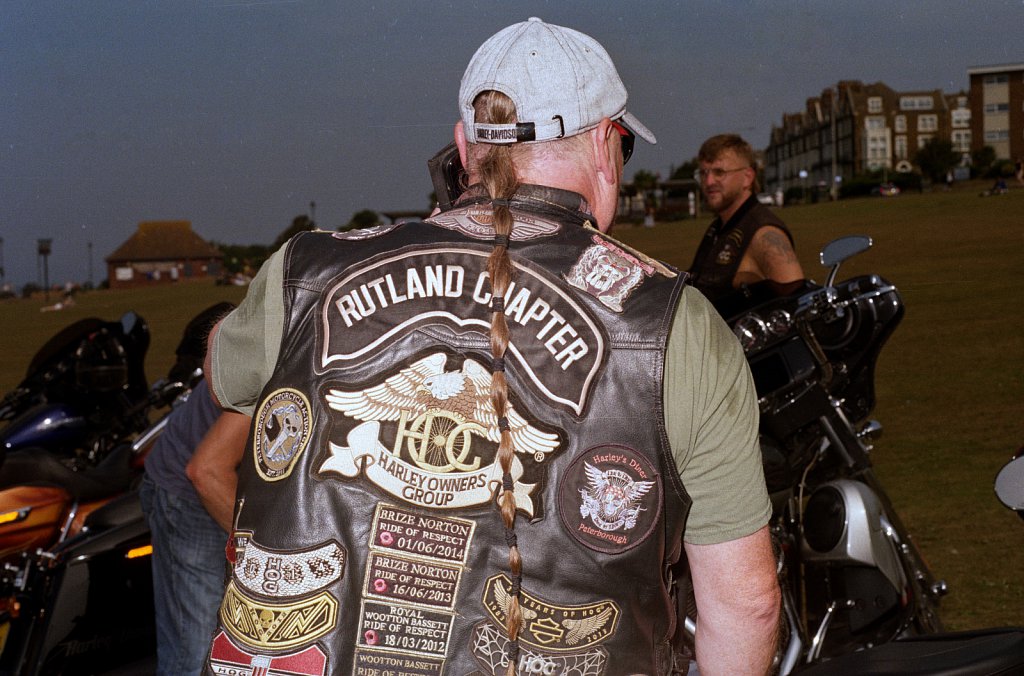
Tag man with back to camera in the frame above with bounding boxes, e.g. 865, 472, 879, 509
202, 18, 779, 675
688, 134, 804, 302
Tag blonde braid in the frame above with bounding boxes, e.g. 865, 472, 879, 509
473, 91, 524, 674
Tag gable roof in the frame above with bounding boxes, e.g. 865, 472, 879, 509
106, 221, 223, 263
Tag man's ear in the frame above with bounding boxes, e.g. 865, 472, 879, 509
592, 118, 619, 186
454, 121, 469, 168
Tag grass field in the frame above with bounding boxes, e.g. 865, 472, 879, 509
0, 185, 1020, 630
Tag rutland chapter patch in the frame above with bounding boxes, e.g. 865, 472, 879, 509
558, 445, 662, 554
254, 388, 313, 482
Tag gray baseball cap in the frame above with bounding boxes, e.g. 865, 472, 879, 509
459, 17, 656, 146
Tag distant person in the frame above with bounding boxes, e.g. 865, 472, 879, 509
774, 186, 784, 207
1016, 158, 1023, 185
688, 134, 804, 302
644, 204, 656, 227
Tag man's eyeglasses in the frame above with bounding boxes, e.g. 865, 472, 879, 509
698, 166, 750, 181
611, 119, 635, 165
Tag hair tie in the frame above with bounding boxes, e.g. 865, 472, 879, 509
493, 233, 510, 248
492, 358, 505, 373
497, 416, 510, 431
491, 199, 511, 210
504, 529, 518, 548
502, 473, 515, 491
507, 641, 521, 664
490, 296, 505, 312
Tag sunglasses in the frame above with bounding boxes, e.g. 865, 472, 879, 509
611, 119, 635, 165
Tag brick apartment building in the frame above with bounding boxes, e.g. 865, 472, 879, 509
764, 62, 1023, 195
969, 63, 1024, 162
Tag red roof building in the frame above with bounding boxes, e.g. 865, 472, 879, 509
105, 221, 223, 289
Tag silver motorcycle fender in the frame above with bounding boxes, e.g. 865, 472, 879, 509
800, 479, 907, 594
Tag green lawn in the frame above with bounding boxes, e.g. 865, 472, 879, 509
0, 184, 1020, 629
617, 185, 1024, 630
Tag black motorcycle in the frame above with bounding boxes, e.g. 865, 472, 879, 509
683, 236, 1024, 674
0, 311, 152, 467
0, 303, 232, 675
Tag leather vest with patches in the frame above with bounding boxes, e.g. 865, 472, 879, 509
212, 191, 692, 676
688, 194, 793, 302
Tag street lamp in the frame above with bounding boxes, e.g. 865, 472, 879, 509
799, 169, 809, 204
38, 239, 52, 302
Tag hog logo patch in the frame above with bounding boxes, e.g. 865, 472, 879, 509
253, 389, 312, 482
559, 445, 662, 554
319, 352, 562, 515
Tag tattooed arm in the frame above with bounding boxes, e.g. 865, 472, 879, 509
735, 226, 804, 287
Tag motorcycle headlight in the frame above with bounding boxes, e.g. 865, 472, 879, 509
734, 315, 768, 354
766, 309, 792, 337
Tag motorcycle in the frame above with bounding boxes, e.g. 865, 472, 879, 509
0, 302, 232, 675
679, 235, 1024, 674
0, 311, 152, 466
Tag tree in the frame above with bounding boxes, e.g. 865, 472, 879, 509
273, 214, 316, 250
971, 145, 997, 177
670, 158, 699, 182
343, 209, 381, 232
632, 168, 658, 204
914, 138, 959, 183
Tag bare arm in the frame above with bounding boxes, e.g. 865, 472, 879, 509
739, 226, 804, 286
185, 410, 250, 532
685, 525, 781, 675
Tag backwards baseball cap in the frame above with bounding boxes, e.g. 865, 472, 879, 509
459, 17, 656, 146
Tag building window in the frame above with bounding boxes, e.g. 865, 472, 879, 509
985, 130, 1010, 141
867, 97, 883, 113
865, 116, 886, 130
984, 103, 1010, 114
900, 96, 934, 110
894, 115, 907, 132
917, 135, 933, 149
952, 109, 970, 127
895, 135, 908, 159
951, 130, 971, 153
983, 74, 1009, 85
918, 115, 938, 132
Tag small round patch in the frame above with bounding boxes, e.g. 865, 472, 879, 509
558, 444, 662, 554
254, 388, 313, 482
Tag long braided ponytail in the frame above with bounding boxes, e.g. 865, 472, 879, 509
470, 90, 525, 674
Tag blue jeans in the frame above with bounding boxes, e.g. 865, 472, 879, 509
140, 474, 228, 676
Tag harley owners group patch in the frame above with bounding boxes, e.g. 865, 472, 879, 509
558, 444, 662, 554
319, 352, 562, 516
254, 388, 313, 482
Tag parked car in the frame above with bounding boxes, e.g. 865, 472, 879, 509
872, 182, 901, 197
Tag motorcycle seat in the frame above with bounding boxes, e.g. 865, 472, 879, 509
0, 444, 136, 502
794, 627, 1024, 675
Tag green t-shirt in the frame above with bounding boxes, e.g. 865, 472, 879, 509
211, 247, 770, 546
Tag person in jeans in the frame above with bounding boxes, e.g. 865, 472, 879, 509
141, 377, 248, 675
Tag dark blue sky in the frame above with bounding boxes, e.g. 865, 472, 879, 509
3, 0, 1022, 288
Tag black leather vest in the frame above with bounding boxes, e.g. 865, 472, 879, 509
208, 192, 692, 676
688, 195, 792, 302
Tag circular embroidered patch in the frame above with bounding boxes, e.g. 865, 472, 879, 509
558, 444, 662, 554
254, 388, 313, 482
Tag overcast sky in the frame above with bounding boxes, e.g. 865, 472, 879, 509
3, 0, 1022, 288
